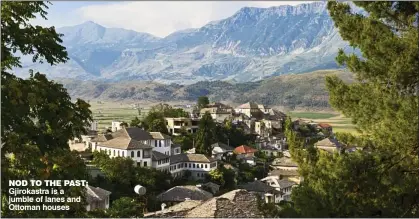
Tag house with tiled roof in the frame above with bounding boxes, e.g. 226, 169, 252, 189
317, 123, 333, 134
234, 145, 258, 156
85, 185, 111, 211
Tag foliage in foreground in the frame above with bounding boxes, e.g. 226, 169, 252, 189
282, 2, 419, 217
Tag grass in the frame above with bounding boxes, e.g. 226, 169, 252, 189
288, 112, 338, 120
289, 111, 359, 135
89, 102, 140, 131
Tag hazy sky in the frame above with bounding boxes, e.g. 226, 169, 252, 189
34, 1, 313, 37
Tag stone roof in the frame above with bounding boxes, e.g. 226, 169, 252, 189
272, 157, 299, 167
203, 182, 220, 194
172, 143, 181, 149
150, 132, 171, 140
315, 137, 344, 148
211, 142, 234, 151
277, 179, 296, 188
238, 180, 281, 194
86, 186, 111, 202
144, 200, 203, 218
269, 169, 299, 177
157, 186, 213, 202
91, 134, 113, 142
152, 151, 170, 161
185, 189, 263, 218
123, 127, 153, 140
99, 138, 153, 150
236, 102, 259, 109
170, 153, 216, 164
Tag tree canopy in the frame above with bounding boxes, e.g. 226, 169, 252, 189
195, 112, 216, 156
283, 2, 419, 217
1, 2, 92, 217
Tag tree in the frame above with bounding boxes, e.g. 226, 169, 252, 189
120, 122, 129, 128
1, 2, 92, 217
108, 197, 144, 218
207, 169, 225, 186
195, 112, 216, 156
197, 96, 210, 109
142, 111, 168, 134
130, 116, 143, 128
173, 133, 194, 152
283, 2, 419, 217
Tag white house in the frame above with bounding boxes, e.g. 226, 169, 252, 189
111, 121, 123, 132
211, 142, 234, 161
91, 127, 172, 169
261, 177, 296, 201
169, 153, 217, 180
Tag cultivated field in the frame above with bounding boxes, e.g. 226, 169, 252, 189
89, 101, 358, 135
288, 111, 358, 134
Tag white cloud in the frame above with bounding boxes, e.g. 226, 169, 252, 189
77, 1, 312, 37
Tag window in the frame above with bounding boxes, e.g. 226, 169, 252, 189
131, 151, 134, 157
118, 151, 120, 156
205, 164, 208, 168
189, 163, 191, 168
158, 161, 161, 165
177, 164, 180, 168
143, 161, 147, 167
155, 141, 157, 147
137, 151, 141, 158
193, 164, 196, 168
159, 141, 161, 147
122, 151, 124, 157
113, 150, 115, 156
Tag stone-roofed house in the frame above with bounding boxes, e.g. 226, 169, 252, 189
91, 127, 173, 170
202, 182, 221, 195
145, 189, 263, 218
271, 156, 299, 170
200, 102, 234, 123
211, 142, 234, 160
314, 137, 344, 153
157, 185, 213, 206
85, 185, 111, 211
268, 169, 302, 184
169, 153, 217, 180
261, 176, 297, 201
185, 189, 263, 218
238, 180, 282, 203
152, 151, 170, 172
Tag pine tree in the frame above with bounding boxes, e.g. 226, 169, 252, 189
195, 112, 216, 156
283, 2, 419, 217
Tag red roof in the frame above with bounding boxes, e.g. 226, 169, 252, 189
234, 145, 258, 154
318, 123, 332, 128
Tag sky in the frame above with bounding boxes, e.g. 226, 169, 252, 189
34, 1, 313, 37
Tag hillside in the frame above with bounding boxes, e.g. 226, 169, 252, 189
15, 2, 355, 84
59, 69, 354, 110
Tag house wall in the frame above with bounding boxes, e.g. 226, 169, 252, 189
169, 161, 217, 179
150, 139, 172, 156
95, 146, 152, 167
165, 118, 199, 136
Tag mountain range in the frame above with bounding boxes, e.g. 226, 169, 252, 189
16, 2, 355, 84
58, 69, 354, 110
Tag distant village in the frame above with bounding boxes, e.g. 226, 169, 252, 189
69, 101, 359, 216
